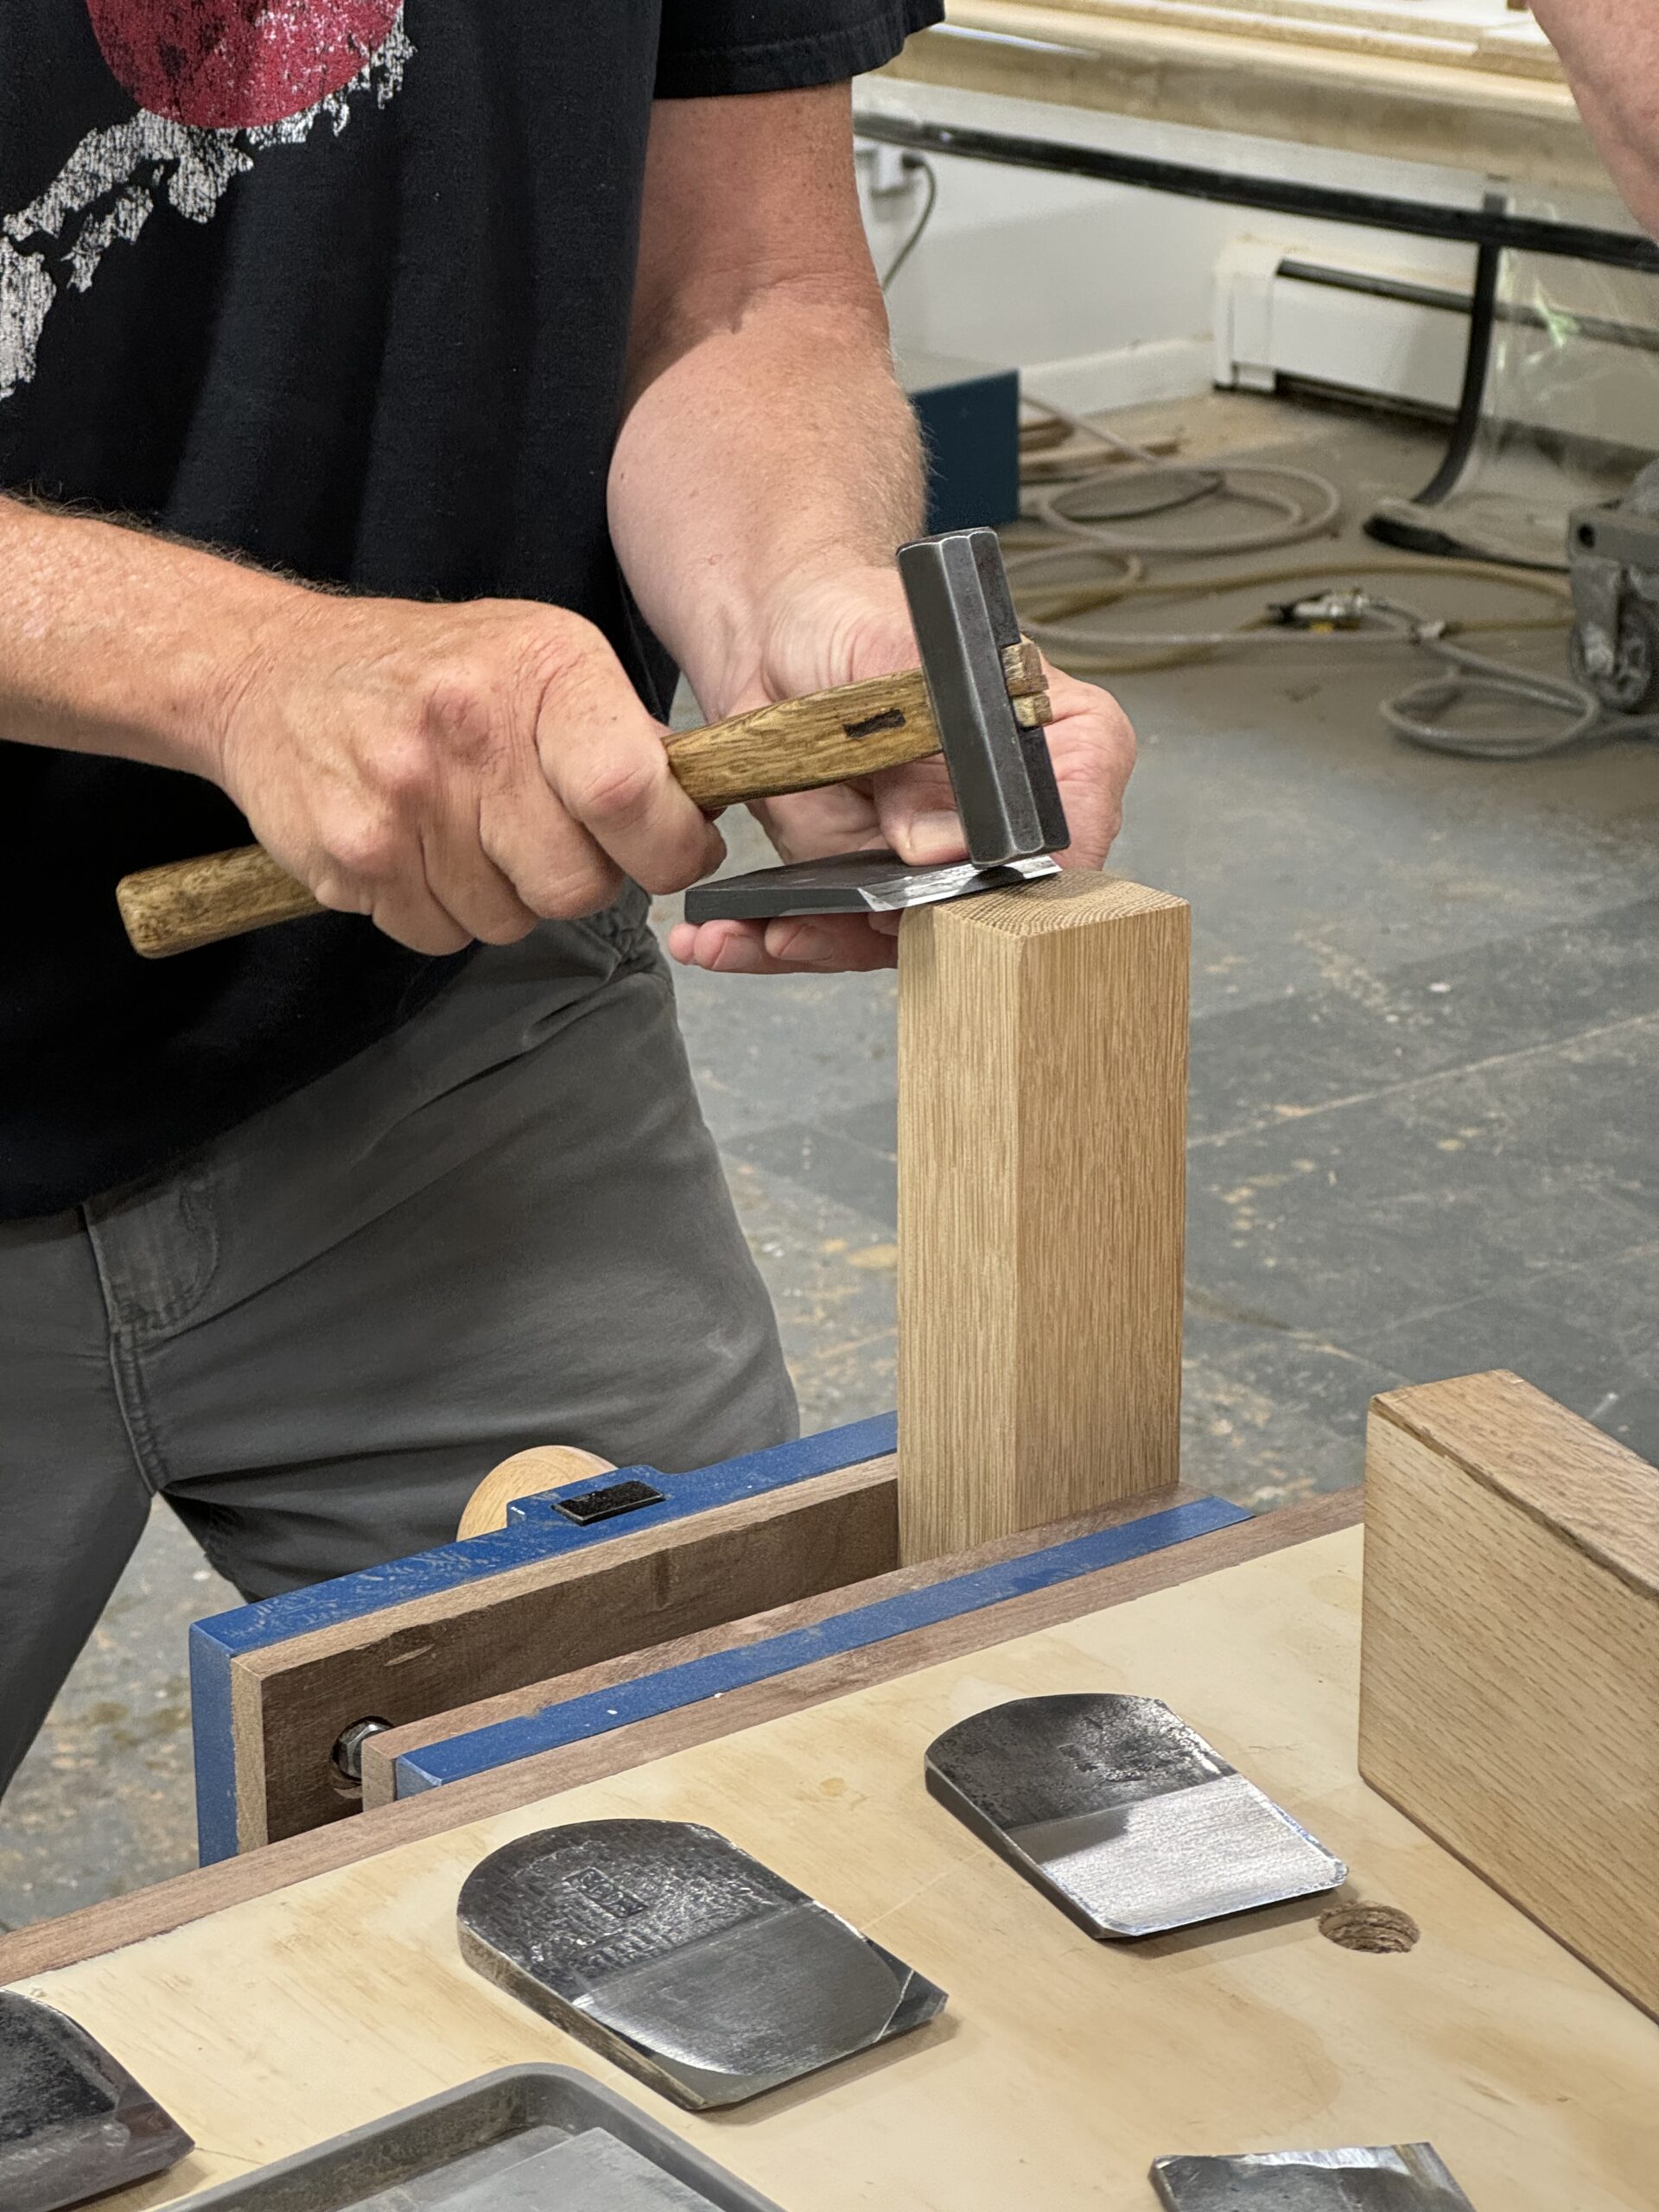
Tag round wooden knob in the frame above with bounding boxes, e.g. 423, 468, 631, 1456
456, 1446, 617, 1540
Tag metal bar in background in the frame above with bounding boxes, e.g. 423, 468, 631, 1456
1277, 259, 1659, 356
852, 111, 1659, 276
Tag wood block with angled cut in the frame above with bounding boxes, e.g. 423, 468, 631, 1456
1359, 1368, 1659, 2021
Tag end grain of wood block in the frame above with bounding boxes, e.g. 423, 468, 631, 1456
1359, 1368, 1659, 2022
898, 872, 1189, 1560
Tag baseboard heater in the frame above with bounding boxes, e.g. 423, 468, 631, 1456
1213, 238, 1659, 450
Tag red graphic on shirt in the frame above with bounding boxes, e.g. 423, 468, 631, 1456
86, 0, 404, 129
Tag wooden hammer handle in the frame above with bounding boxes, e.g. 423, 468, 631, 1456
118, 842, 329, 960
116, 646, 1050, 959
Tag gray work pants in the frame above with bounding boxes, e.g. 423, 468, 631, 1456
0, 909, 796, 1796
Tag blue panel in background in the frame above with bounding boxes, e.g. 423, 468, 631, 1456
903, 351, 1022, 535
395, 1495, 1251, 1799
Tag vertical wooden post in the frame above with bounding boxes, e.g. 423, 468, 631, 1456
897, 870, 1190, 1562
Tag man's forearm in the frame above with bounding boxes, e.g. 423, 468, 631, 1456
609, 286, 922, 712
0, 488, 723, 952
607, 87, 924, 719
1533, 0, 1659, 236
0, 495, 291, 775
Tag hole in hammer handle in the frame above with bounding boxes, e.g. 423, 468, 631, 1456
843, 708, 908, 741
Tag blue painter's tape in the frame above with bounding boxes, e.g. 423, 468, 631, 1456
188, 1621, 234, 1866
189, 1411, 896, 1866
395, 1495, 1251, 1797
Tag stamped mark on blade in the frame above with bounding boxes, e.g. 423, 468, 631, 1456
457, 1820, 946, 2109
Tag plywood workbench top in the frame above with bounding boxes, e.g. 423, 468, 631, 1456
12, 1527, 1657, 2211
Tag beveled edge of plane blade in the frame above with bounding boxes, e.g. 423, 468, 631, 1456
923, 1759, 1120, 1940
1149, 2143, 1479, 2210
923, 1708, 1348, 1941
455, 1916, 730, 2112
858, 854, 1061, 912
861, 1939, 950, 2040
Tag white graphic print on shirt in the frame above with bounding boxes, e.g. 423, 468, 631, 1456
0, 3, 412, 403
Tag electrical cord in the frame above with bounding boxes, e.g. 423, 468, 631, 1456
1014, 555, 1570, 642
1363, 596, 1659, 760
879, 154, 938, 293
1021, 568, 1640, 758
1006, 400, 1649, 759
876, 157, 1640, 755
1014, 398, 1343, 564
1008, 555, 1570, 673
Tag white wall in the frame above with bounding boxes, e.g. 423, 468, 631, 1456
857, 143, 1484, 411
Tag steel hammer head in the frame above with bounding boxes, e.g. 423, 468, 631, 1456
898, 527, 1070, 868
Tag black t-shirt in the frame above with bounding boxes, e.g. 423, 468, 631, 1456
0, 0, 938, 1220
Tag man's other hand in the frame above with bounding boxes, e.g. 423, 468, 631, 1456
665, 565, 1136, 976
215, 596, 725, 955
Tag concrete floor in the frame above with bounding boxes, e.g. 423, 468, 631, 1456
4, 391, 1657, 1929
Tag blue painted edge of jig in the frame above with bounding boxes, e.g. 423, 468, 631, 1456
190, 1410, 897, 1864
395, 1495, 1252, 1798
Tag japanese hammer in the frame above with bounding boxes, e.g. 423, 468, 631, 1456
116, 529, 1065, 958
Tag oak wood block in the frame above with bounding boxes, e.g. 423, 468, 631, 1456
230, 1456, 899, 1851
1359, 1369, 1659, 2021
897, 870, 1189, 1560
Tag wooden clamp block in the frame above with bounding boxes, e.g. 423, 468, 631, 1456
1360, 1368, 1659, 2019
190, 1417, 900, 1861
898, 871, 1190, 1560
